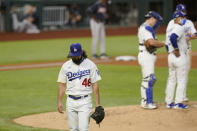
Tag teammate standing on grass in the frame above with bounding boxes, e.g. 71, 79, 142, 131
138, 11, 165, 109
87, 0, 109, 60
165, 10, 188, 109
57, 43, 103, 131
175, 4, 197, 102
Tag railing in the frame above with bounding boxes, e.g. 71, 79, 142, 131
42, 6, 69, 26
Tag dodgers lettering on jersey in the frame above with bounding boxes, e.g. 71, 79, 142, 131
67, 69, 90, 81
57, 58, 101, 95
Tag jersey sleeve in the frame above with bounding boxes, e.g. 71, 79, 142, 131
57, 66, 67, 83
143, 29, 154, 41
190, 22, 197, 34
90, 64, 101, 83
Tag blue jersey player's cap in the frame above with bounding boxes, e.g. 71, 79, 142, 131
145, 11, 163, 22
173, 10, 186, 19
176, 4, 186, 12
69, 43, 83, 57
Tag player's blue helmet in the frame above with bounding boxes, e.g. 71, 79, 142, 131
69, 43, 83, 57
145, 11, 163, 30
173, 10, 186, 18
176, 4, 186, 11
173, 10, 187, 25
145, 11, 163, 22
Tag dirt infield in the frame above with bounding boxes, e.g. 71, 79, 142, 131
1, 52, 197, 71
14, 102, 197, 131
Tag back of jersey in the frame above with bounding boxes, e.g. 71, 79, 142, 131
166, 20, 187, 55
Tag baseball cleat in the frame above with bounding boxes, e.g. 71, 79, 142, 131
173, 103, 188, 109
141, 102, 157, 109
166, 103, 174, 109
100, 53, 109, 60
92, 54, 99, 59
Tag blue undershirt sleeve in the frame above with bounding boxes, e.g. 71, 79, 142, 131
170, 33, 179, 49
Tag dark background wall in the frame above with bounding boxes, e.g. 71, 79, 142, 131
1, 0, 197, 32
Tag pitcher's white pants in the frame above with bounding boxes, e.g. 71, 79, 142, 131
90, 19, 106, 55
183, 49, 191, 99
138, 51, 156, 102
66, 95, 92, 131
165, 53, 187, 104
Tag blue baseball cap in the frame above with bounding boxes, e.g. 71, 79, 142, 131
145, 11, 163, 22
176, 4, 186, 11
69, 43, 82, 57
173, 10, 186, 19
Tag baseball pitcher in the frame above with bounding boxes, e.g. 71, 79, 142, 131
138, 11, 165, 109
57, 43, 104, 131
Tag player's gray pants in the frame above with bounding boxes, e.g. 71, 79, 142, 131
138, 51, 156, 103
90, 19, 106, 55
66, 95, 92, 131
165, 53, 187, 104
12, 14, 40, 33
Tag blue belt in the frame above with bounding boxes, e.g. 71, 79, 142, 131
68, 95, 88, 100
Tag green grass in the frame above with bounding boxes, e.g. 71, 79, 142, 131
0, 65, 197, 131
0, 35, 197, 130
1, 35, 197, 65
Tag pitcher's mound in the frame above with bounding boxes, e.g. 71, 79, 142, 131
14, 102, 197, 131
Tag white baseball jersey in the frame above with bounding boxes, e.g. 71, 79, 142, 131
57, 58, 101, 96
138, 23, 155, 52
167, 19, 196, 49
166, 20, 187, 55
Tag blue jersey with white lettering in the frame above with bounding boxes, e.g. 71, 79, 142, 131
87, 1, 107, 22
57, 58, 101, 95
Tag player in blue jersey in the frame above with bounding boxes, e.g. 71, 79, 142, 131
87, 0, 109, 59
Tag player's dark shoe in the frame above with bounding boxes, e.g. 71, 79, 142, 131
166, 103, 174, 109
92, 54, 99, 59
100, 53, 109, 60
174, 103, 188, 109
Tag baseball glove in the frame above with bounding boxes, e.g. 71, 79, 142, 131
145, 40, 157, 54
91, 106, 105, 124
